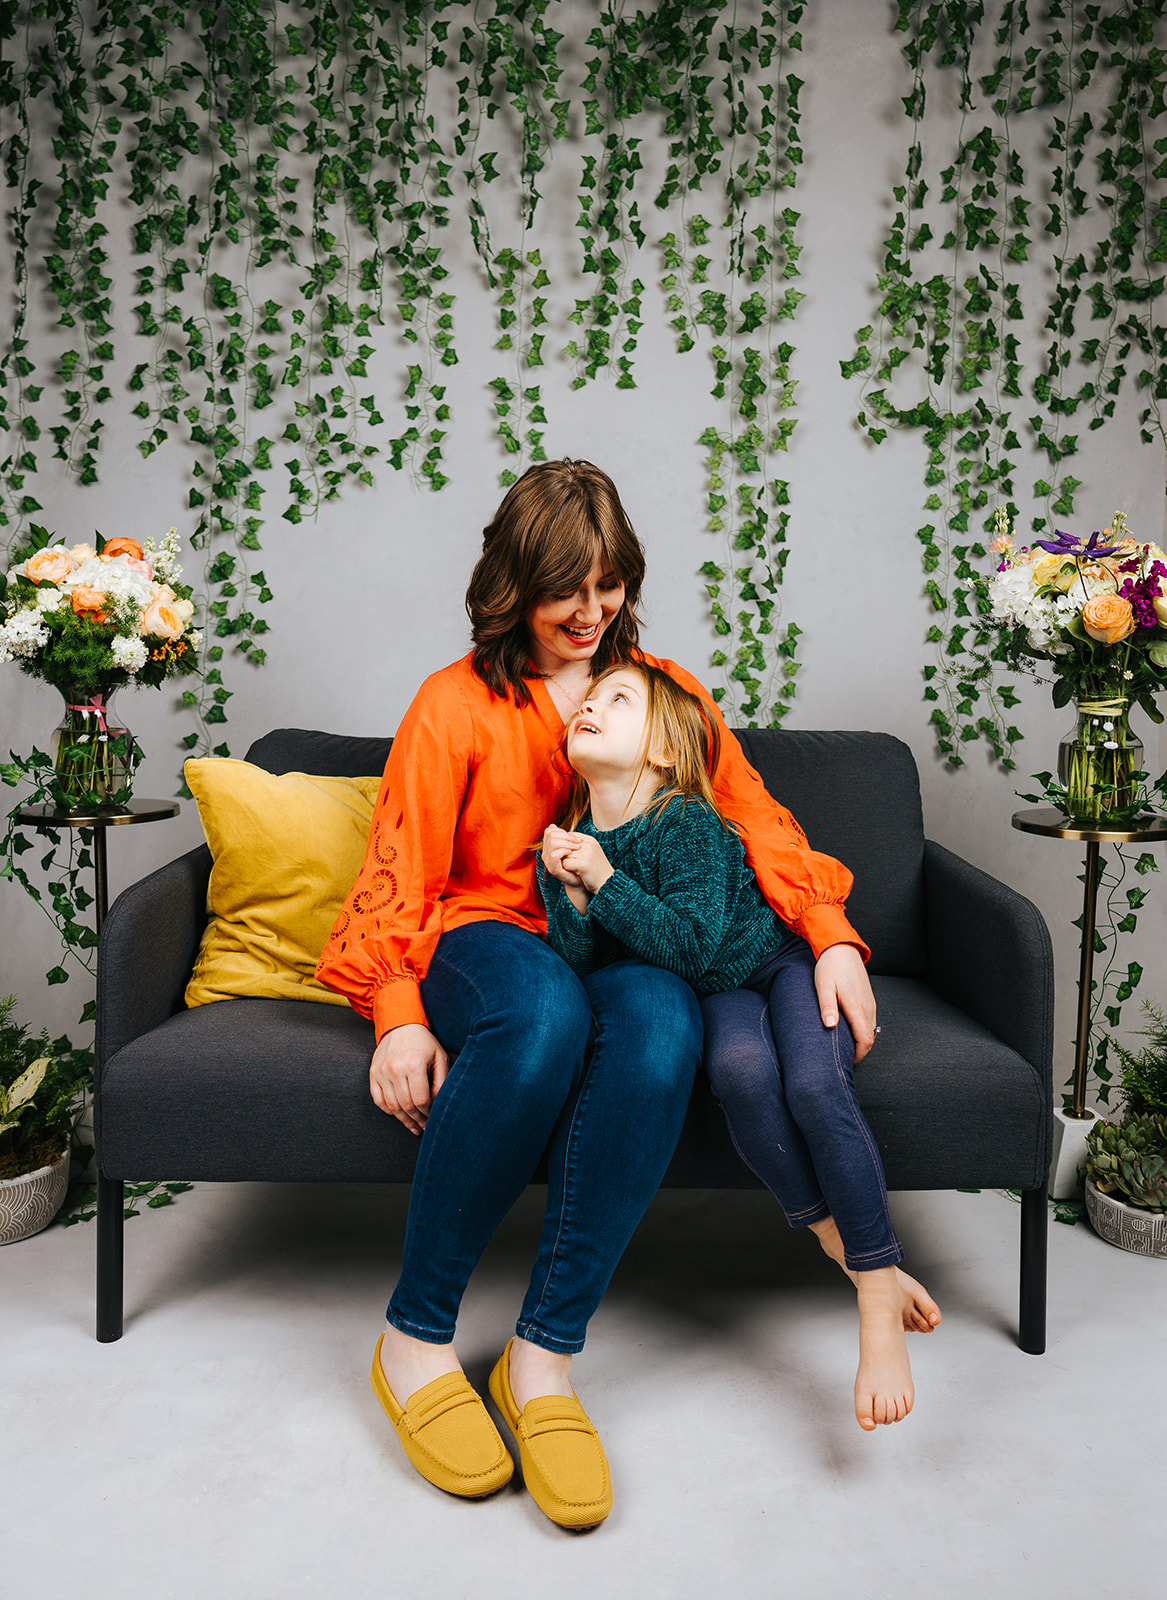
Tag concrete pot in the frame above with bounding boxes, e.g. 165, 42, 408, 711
1085, 1177, 1167, 1258
0, 1145, 71, 1245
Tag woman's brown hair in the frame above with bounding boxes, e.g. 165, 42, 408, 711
466, 459, 646, 705
558, 661, 726, 832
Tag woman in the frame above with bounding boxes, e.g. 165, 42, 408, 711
316, 459, 877, 1527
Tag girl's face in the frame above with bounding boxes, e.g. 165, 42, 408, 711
524, 556, 626, 675
566, 669, 657, 780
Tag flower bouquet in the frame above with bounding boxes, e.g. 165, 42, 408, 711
987, 509, 1167, 823
0, 526, 200, 811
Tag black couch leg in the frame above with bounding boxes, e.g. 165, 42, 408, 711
96, 1173, 124, 1343
1018, 1183, 1047, 1355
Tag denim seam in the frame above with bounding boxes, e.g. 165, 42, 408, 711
827, 1022, 904, 1267
519, 1061, 593, 1344
387, 941, 503, 1338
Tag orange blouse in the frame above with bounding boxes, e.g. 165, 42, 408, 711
316, 651, 869, 1040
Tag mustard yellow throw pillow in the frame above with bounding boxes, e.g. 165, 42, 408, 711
184, 758, 382, 1008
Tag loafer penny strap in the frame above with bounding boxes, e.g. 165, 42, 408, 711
405, 1374, 488, 1434
520, 1397, 598, 1440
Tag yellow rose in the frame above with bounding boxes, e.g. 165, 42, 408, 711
1153, 592, 1167, 629
1031, 553, 1077, 592
140, 597, 183, 640
1081, 593, 1136, 645
66, 542, 97, 564
24, 548, 74, 585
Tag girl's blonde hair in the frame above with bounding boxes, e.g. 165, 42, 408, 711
559, 660, 725, 831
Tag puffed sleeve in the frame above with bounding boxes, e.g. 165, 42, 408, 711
657, 659, 871, 963
315, 669, 476, 1038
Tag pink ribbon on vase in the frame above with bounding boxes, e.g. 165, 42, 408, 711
68, 694, 109, 735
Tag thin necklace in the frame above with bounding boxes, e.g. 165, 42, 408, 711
544, 668, 588, 714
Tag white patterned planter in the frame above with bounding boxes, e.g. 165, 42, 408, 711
0, 1146, 70, 1245
1085, 1177, 1167, 1259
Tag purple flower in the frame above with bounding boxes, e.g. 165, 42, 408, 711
1033, 527, 1122, 558
1120, 560, 1167, 629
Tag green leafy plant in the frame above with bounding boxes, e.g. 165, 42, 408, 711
0, 994, 89, 1182
844, 0, 1167, 769
1086, 1111, 1167, 1211
1107, 1001, 1167, 1117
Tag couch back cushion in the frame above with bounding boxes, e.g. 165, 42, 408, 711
733, 730, 926, 977
245, 727, 394, 779
244, 726, 926, 978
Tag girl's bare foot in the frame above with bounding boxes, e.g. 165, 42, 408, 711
854, 1268, 915, 1431
809, 1217, 941, 1332
378, 1320, 463, 1407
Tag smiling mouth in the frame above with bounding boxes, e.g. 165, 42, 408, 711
562, 623, 600, 641
573, 720, 601, 735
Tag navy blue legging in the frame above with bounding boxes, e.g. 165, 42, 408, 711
702, 937, 903, 1272
387, 921, 702, 1354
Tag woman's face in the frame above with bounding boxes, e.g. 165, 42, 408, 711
524, 556, 626, 675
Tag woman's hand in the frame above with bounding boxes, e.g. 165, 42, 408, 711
370, 1023, 449, 1136
814, 943, 878, 1064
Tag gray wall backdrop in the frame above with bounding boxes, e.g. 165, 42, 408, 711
2, 3, 1165, 1102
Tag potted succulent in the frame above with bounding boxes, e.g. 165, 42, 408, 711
0, 996, 89, 1244
1084, 1004, 1167, 1258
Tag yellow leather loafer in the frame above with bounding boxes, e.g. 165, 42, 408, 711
488, 1340, 612, 1530
371, 1335, 513, 1498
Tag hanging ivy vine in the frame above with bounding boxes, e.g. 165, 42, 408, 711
843, 0, 1167, 771
2, 0, 812, 762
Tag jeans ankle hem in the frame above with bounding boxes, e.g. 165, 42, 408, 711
785, 1200, 831, 1227
844, 1243, 906, 1272
385, 1307, 457, 1345
513, 1322, 586, 1355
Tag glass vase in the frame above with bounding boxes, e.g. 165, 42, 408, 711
50, 686, 135, 813
1056, 694, 1144, 824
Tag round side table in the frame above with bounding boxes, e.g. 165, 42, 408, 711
13, 799, 180, 936
1012, 807, 1167, 1197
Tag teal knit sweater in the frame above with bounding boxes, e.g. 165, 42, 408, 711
538, 795, 786, 999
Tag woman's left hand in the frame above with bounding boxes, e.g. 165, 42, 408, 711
814, 943, 878, 1064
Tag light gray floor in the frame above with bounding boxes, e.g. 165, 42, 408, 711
2, 1181, 1162, 1600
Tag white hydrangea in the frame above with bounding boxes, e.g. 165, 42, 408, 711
989, 564, 1057, 634
187, 628, 203, 652
0, 609, 50, 660
36, 586, 64, 612
62, 554, 155, 608
111, 633, 149, 674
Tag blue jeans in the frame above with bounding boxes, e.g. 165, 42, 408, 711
702, 938, 903, 1272
386, 922, 702, 1353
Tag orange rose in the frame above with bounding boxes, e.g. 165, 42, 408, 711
139, 597, 183, 640
71, 586, 109, 624
101, 537, 145, 562
24, 548, 74, 585
1081, 593, 1136, 645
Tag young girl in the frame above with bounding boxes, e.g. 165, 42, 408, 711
539, 660, 940, 1432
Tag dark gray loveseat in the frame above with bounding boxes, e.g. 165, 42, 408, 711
95, 727, 1054, 1350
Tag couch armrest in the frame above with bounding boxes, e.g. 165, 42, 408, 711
95, 844, 211, 1079
924, 839, 1054, 1086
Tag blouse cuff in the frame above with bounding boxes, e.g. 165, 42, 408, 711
372, 980, 430, 1042
794, 902, 871, 965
